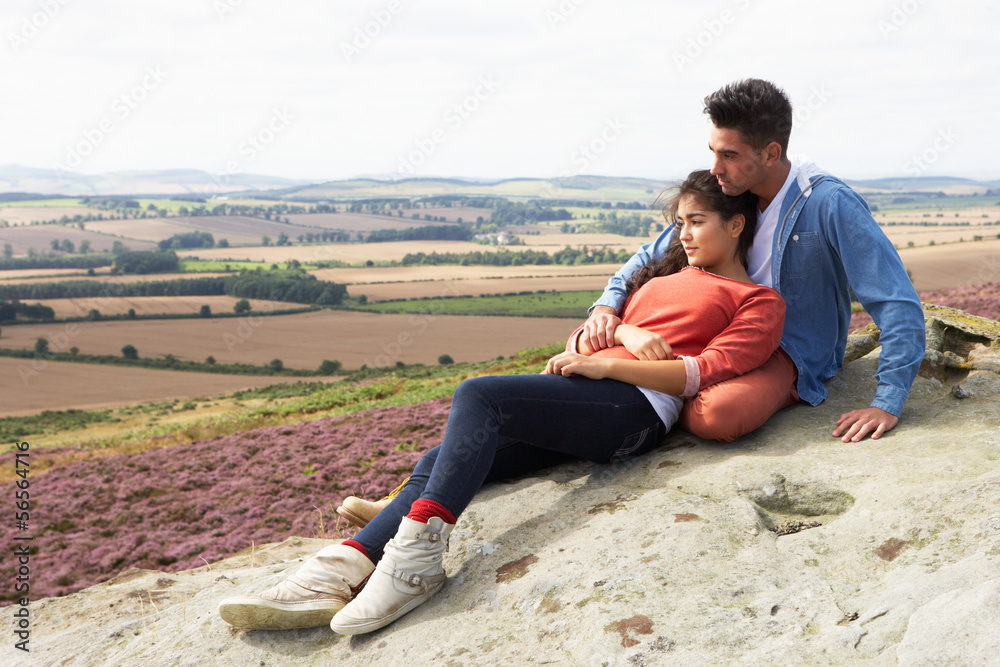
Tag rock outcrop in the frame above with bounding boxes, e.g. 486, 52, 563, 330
5, 305, 1000, 666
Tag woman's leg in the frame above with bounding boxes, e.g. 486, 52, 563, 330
350, 446, 439, 564
418, 373, 666, 522
332, 372, 666, 635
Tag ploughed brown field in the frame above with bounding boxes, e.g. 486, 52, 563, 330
347, 276, 609, 301
82, 217, 202, 243
0, 206, 96, 225
897, 239, 1000, 291
177, 240, 510, 263
0, 225, 158, 255
27, 296, 292, 318
314, 263, 619, 301
0, 271, 229, 285
3, 310, 577, 371
0, 267, 114, 281
0, 357, 341, 417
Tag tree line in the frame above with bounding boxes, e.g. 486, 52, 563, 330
401, 246, 634, 267
0, 268, 348, 306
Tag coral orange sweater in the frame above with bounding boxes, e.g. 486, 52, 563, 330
571, 267, 785, 395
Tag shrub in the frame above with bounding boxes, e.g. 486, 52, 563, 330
318, 359, 342, 375
438, 354, 454, 365
121, 344, 138, 360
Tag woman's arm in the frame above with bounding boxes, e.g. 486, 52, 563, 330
575, 324, 675, 360
544, 351, 687, 394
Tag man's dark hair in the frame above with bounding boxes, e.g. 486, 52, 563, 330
704, 79, 793, 158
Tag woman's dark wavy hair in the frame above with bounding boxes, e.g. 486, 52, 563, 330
624, 169, 758, 296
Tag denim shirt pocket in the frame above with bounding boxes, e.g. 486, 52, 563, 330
782, 231, 822, 278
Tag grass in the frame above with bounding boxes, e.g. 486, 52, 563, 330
0, 198, 84, 208
178, 259, 274, 272
0, 409, 119, 441
0, 342, 562, 461
353, 289, 602, 318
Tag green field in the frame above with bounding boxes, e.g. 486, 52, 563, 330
179, 259, 274, 272
876, 195, 1000, 212
354, 289, 601, 318
0, 198, 84, 208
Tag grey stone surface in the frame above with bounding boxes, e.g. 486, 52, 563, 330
4, 306, 1000, 666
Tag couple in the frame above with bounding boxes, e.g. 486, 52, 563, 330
218, 79, 925, 635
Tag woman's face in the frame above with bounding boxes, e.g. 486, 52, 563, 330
674, 195, 742, 274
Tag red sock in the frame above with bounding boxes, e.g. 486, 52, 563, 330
406, 498, 456, 525
342, 539, 369, 559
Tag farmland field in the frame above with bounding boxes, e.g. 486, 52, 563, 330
177, 240, 509, 263
0, 356, 340, 416
2, 310, 577, 371
346, 275, 612, 301
0, 224, 158, 255
162, 215, 323, 246
897, 239, 1000, 291
314, 263, 619, 301
0, 271, 230, 285
26, 295, 294, 318
0, 205, 95, 225
284, 212, 467, 232
0, 267, 113, 281
81, 217, 204, 243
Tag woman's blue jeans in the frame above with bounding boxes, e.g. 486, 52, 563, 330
353, 373, 666, 563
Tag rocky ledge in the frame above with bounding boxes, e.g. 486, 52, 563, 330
4, 304, 1000, 666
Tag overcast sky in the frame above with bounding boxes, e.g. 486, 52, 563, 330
2, 0, 997, 183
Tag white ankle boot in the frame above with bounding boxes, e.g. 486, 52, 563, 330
218, 543, 374, 630
330, 516, 454, 635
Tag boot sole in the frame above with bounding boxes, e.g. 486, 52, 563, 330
335, 505, 370, 528
329, 580, 444, 635
218, 597, 347, 630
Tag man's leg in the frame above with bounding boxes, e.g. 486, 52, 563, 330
679, 348, 799, 443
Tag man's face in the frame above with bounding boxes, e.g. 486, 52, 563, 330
708, 126, 769, 197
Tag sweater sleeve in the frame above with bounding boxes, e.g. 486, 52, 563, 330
692, 290, 786, 391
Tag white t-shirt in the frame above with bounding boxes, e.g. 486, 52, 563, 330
747, 162, 799, 287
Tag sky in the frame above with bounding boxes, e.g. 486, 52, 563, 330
1, 0, 998, 184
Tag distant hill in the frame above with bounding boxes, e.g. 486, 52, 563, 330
0, 165, 312, 197
251, 175, 670, 203
1, 164, 996, 201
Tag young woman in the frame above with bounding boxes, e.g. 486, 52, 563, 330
218, 170, 785, 635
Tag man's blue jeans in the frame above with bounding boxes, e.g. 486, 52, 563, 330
353, 374, 666, 562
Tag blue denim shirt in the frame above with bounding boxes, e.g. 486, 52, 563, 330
592, 167, 926, 416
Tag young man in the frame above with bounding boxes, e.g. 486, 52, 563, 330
583, 78, 925, 443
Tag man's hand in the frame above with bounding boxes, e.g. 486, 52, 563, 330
581, 306, 621, 353
616, 324, 674, 361
832, 407, 899, 442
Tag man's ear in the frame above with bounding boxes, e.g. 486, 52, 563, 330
762, 141, 782, 166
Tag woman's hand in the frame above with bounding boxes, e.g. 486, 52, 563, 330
615, 324, 674, 361
543, 351, 611, 380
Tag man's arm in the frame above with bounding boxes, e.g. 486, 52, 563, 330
822, 187, 926, 440
582, 225, 677, 351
